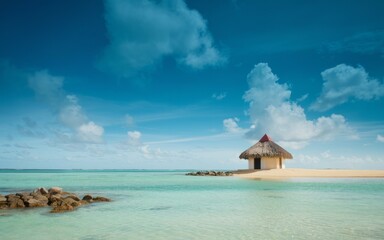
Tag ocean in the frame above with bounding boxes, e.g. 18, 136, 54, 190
0, 170, 383, 240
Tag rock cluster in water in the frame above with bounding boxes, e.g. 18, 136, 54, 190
0, 187, 110, 213
186, 171, 233, 176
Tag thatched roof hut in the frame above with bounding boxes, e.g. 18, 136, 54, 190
239, 134, 292, 170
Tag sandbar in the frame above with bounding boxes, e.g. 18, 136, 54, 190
233, 168, 384, 179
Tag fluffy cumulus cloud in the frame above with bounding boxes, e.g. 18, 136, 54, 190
28, 71, 104, 143
127, 131, 142, 146
243, 63, 354, 148
378, 134, 384, 143
77, 122, 104, 143
100, 0, 226, 78
311, 64, 384, 111
223, 118, 243, 133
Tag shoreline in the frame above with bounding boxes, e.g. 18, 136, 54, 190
233, 168, 384, 179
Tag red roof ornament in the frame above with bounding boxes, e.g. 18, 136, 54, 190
259, 134, 272, 142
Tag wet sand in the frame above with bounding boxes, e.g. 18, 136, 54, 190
233, 168, 384, 179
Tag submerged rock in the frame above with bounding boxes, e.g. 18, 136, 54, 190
50, 200, 74, 213
93, 196, 111, 202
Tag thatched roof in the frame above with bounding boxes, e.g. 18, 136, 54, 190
239, 134, 293, 160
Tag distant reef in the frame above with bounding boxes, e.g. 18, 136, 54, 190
0, 187, 110, 213
186, 171, 233, 176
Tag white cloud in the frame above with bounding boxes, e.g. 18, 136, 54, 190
244, 63, 355, 148
127, 131, 142, 146
377, 134, 384, 143
77, 122, 104, 143
243, 63, 291, 129
100, 0, 226, 78
212, 92, 227, 100
311, 64, 384, 111
29, 70, 104, 143
223, 117, 243, 133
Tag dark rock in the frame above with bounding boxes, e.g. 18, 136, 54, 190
63, 197, 81, 207
82, 194, 93, 202
93, 196, 111, 202
1, 187, 110, 213
0, 195, 8, 209
34, 187, 49, 195
31, 193, 48, 205
25, 199, 47, 207
6, 194, 20, 200
49, 201, 59, 208
50, 200, 74, 213
39, 187, 49, 195
0, 202, 8, 209
21, 195, 33, 201
48, 187, 62, 195
63, 194, 80, 202
48, 195, 62, 205
186, 170, 234, 177
8, 198, 25, 208
16, 193, 31, 202
16, 192, 29, 197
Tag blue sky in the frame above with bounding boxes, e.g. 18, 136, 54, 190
1, 0, 384, 169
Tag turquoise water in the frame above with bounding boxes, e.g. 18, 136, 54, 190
0, 170, 384, 240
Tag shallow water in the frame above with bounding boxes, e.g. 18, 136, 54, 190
0, 170, 383, 240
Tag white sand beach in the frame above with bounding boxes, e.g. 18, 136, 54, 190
233, 168, 384, 179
